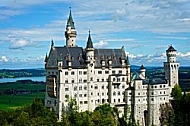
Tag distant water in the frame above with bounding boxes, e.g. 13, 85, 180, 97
0, 76, 46, 83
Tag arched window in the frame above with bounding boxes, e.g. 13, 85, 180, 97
113, 91, 116, 96
84, 85, 87, 90
74, 86, 77, 91
79, 86, 82, 90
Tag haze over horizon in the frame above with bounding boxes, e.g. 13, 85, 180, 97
0, 0, 190, 69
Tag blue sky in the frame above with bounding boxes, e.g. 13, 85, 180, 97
0, 0, 190, 69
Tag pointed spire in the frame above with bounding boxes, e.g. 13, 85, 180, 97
140, 64, 145, 70
67, 7, 75, 29
167, 45, 176, 52
86, 30, 93, 48
125, 55, 130, 65
51, 39, 54, 47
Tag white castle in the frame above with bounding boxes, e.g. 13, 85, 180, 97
44, 10, 180, 126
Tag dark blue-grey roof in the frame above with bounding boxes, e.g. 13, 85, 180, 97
167, 45, 176, 52
125, 55, 130, 66
94, 48, 126, 67
143, 78, 167, 85
86, 32, 93, 48
48, 47, 126, 68
67, 10, 75, 29
140, 65, 145, 70
55, 47, 86, 68
131, 72, 142, 81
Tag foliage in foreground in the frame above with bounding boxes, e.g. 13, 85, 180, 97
60, 98, 138, 126
0, 98, 57, 126
0, 97, 139, 126
171, 84, 190, 126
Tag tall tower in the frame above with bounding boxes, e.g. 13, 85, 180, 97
164, 45, 180, 89
85, 31, 95, 111
65, 9, 77, 47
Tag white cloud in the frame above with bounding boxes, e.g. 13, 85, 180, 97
177, 52, 190, 57
94, 40, 108, 48
9, 38, 34, 49
0, 55, 45, 68
1, 56, 8, 62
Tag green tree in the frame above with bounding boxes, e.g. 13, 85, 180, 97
171, 84, 182, 101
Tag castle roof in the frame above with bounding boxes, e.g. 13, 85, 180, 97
143, 78, 167, 85
86, 31, 93, 49
125, 55, 130, 66
46, 46, 127, 68
166, 45, 176, 52
140, 65, 145, 70
67, 10, 75, 29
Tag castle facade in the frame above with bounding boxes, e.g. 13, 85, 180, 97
44, 10, 179, 126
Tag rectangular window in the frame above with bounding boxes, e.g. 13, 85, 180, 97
98, 71, 102, 74
79, 94, 82, 97
83, 71, 87, 75
83, 80, 87, 83
71, 71, 75, 75
95, 85, 98, 89
112, 70, 115, 74
105, 71, 109, 74
119, 70, 122, 74
65, 88, 69, 91
79, 71, 82, 75
102, 85, 104, 89
84, 101, 88, 104
65, 80, 68, 84
65, 72, 68, 75
84, 94, 87, 97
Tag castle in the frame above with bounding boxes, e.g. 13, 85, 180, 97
44, 10, 180, 126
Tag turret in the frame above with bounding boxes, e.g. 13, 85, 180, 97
166, 45, 177, 62
85, 30, 95, 111
65, 9, 77, 47
85, 30, 94, 63
139, 65, 146, 79
164, 45, 180, 89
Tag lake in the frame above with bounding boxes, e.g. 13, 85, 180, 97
0, 76, 46, 83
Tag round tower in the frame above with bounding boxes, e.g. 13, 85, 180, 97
164, 45, 180, 90
85, 30, 95, 111
65, 9, 77, 47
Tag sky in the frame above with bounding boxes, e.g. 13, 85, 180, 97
0, 0, 190, 69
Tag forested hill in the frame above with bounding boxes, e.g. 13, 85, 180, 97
0, 69, 45, 78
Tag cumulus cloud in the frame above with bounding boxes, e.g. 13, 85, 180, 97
94, 40, 108, 48
0, 55, 45, 69
0, 56, 8, 62
9, 38, 34, 49
126, 50, 190, 66
177, 52, 190, 57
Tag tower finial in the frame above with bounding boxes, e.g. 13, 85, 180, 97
69, 7, 71, 13
89, 29, 90, 34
